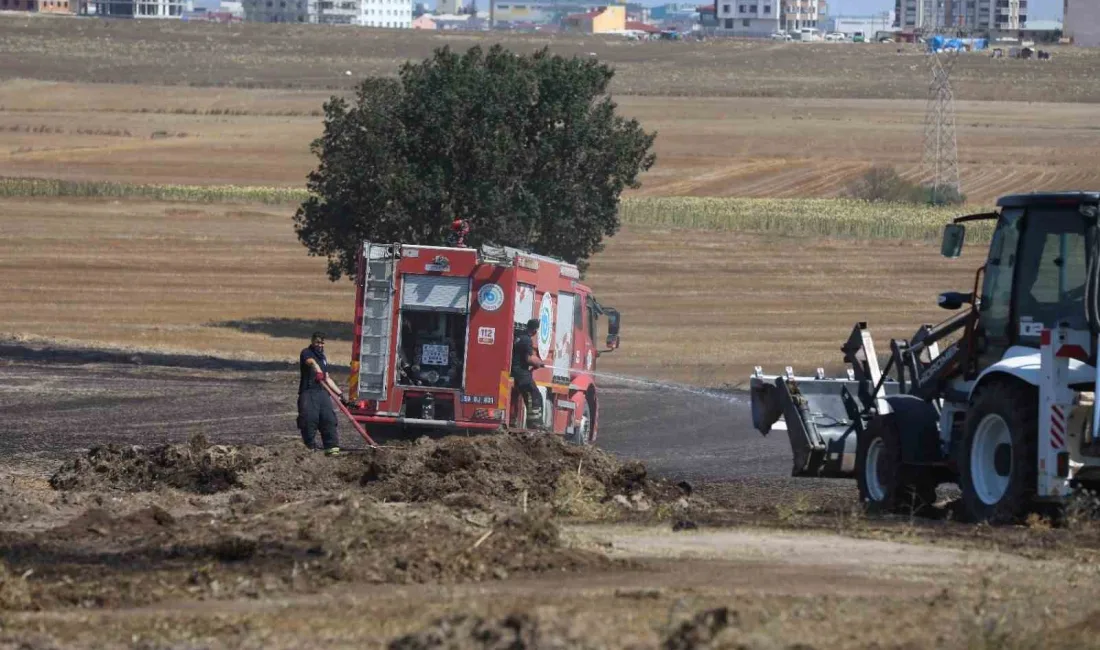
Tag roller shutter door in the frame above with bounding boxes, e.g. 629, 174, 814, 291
401, 274, 471, 312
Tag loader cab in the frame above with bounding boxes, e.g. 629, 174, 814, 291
946, 193, 1100, 371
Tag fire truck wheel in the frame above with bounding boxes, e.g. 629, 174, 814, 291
959, 380, 1038, 524
856, 413, 937, 516
567, 396, 593, 446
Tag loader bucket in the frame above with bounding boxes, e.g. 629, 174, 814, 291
749, 371, 899, 478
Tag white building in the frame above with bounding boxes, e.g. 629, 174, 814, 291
895, 0, 1024, 32
242, 0, 410, 25
715, 0, 779, 36
357, 0, 411, 26
825, 11, 893, 36
84, 0, 192, 17
241, 0, 306, 21
781, 0, 819, 30
1065, 0, 1100, 46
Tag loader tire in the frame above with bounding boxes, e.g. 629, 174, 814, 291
856, 414, 937, 516
959, 380, 1038, 524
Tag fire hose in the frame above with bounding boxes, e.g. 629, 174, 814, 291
320, 380, 378, 448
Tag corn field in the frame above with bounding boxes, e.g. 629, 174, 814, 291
0, 177, 994, 242
0, 177, 307, 205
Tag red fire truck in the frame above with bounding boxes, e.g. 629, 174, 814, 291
345, 240, 621, 444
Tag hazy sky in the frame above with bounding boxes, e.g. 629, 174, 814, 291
828, 0, 1062, 19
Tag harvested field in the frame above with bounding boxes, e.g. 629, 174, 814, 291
6, 14, 1100, 650
3, 81, 1100, 203
0, 197, 983, 386
2, 17, 1099, 102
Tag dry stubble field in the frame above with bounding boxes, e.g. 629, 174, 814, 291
3, 18, 1100, 649
0, 197, 982, 386
3, 80, 1100, 204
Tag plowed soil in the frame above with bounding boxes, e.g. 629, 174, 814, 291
1, 433, 696, 612
3, 416, 1100, 649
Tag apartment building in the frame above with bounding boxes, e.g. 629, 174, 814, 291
781, 0, 818, 30
84, 0, 192, 17
715, 0, 779, 35
242, 0, 410, 25
1065, 0, 1100, 46
894, 0, 1023, 31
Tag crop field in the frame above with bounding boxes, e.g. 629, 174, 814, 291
3, 16, 1100, 102
4, 17, 1100, 650
0, 194, 982, 386
3, 80, 1100, 204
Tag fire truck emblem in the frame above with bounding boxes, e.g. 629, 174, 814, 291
477, 283, 504, 312
538, 293, 554, 359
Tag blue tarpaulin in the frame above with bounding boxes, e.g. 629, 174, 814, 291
927, 34, 987, 52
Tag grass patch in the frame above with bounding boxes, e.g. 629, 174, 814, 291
618, 196, 994, 242
0, 177, 307, 205
0, 177, 994, 242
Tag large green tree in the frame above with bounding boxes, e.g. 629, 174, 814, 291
293, 44, 656, 281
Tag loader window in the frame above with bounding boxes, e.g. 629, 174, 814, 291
1014, 208, 1090, 341
978, 207, 1022, 357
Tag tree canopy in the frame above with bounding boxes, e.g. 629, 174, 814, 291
293, 44, 657, 280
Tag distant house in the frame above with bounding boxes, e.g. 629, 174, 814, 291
624, 19, 659, 33
490, 2, 556, 24
714, 0, 782, 36
40, 0, 76, 13
433, 11, 480, 28
563, 4, 625, 33
411, 11, 434, 26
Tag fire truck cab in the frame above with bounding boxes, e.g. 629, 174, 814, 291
346, 241, 621, 444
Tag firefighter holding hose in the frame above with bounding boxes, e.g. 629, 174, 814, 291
512, 318, 547, 429
298, 331, 344, 456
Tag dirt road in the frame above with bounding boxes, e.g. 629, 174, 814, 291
0, 345, 797, 485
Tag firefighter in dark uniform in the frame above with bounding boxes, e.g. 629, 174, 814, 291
512, 318, 547, 429
298, 331, 344, 456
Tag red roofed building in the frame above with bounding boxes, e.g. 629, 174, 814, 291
625, 19, 659, 32
563, 4, 625, 32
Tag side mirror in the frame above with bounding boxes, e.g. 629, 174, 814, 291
938, 291, 973, 310
941, 223, 966, 258
602, 308, 621, 354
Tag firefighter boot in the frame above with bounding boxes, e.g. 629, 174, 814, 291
526, 407, 547, 431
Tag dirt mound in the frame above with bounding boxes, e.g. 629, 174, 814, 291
355, 433, 691, 516
12, 494, 612, 609
49, 433, 695, 519
49, 434, 258, 494
46, 505, 176, 542
662, 608, 737, 650
387, 612, 601, 650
